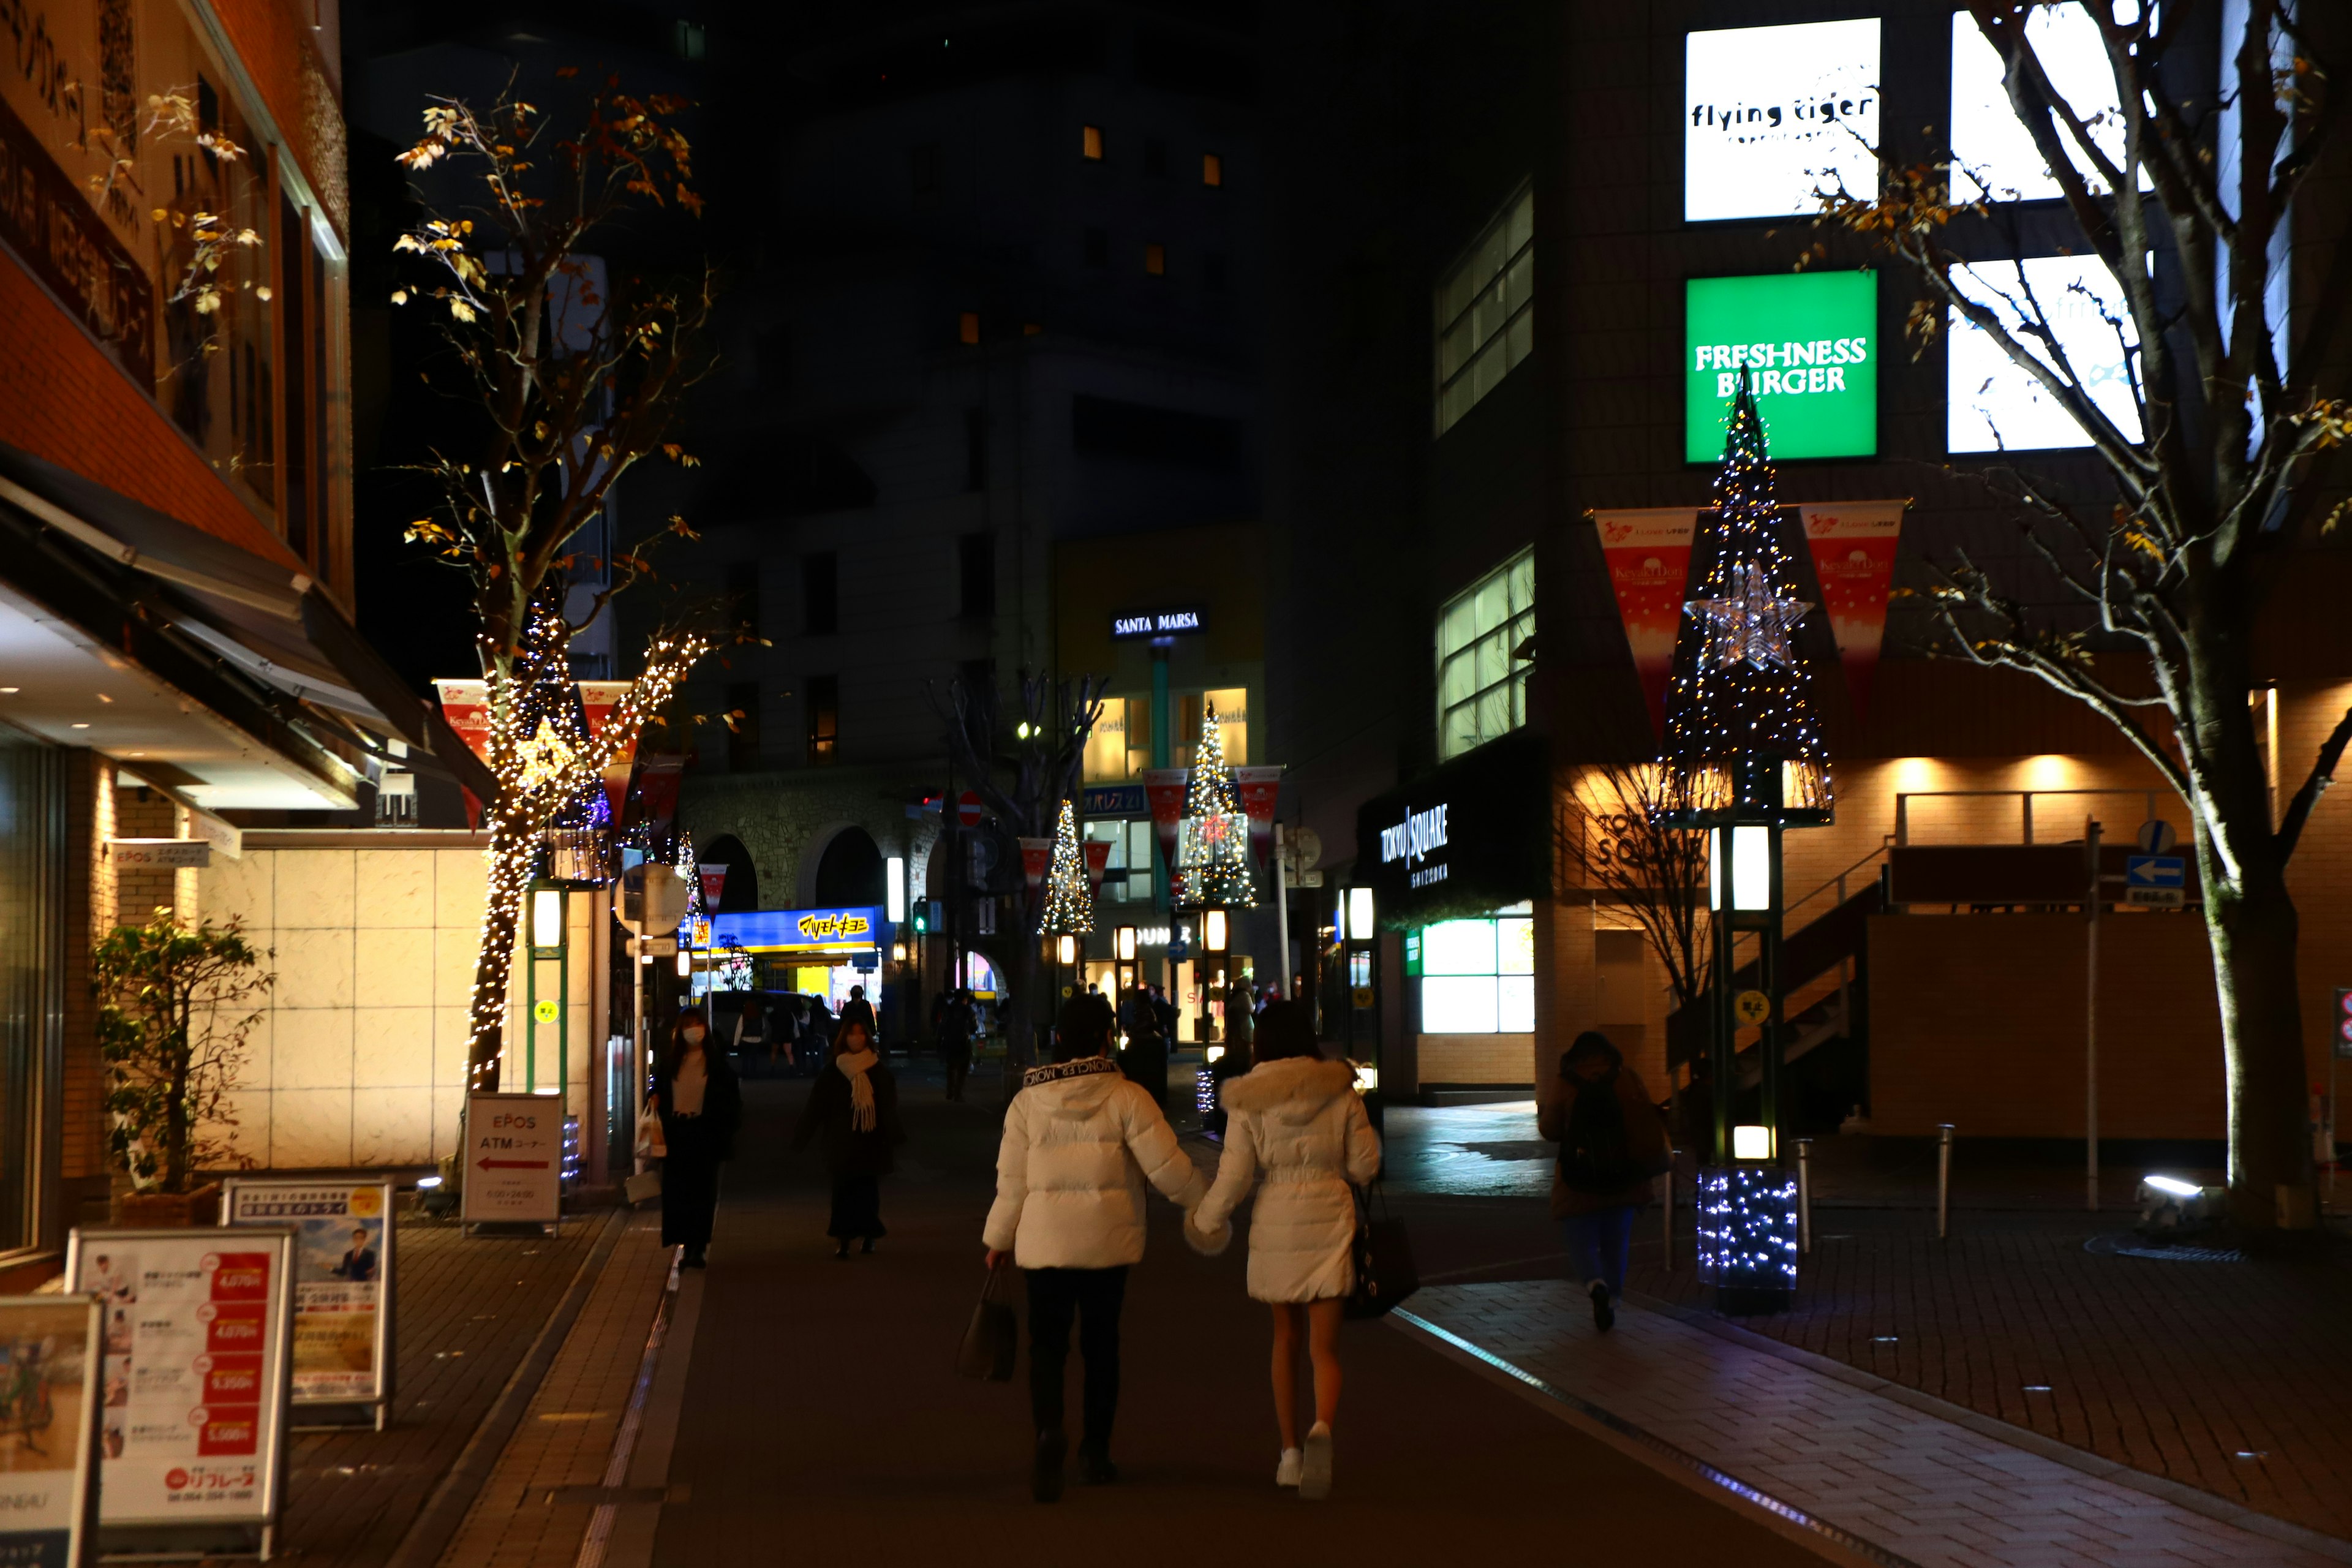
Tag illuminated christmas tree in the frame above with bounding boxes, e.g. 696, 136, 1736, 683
1173, 698, 1255, 908
1040, 797, 1095, 933
1660, 367, 1831, 822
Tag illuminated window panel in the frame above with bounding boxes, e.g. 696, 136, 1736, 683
1434, 186, 1534, 435
1435, 549, 1534, 761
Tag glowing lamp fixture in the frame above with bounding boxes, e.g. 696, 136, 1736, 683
2143, 1175, 2200, 1198
1732, 1124, 1776, 1161
531, 888, 564, 950
1354, 1063, 1380, 1094
1708, 827, 1773, 912
886, 856, 907, 922
1203, 910, 1229, 952
676, 950, 692, 978
1115, 924, 1139, 961
1347, 886, 1374, 940
1056, 933, 1077, 965
1205, 1044, 1226, 1063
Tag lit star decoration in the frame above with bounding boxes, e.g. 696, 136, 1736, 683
464, 590, 709, 1089
1172, 698, 1254, 909
1660, 366, 1833, 821
1039, 798, 1095, 935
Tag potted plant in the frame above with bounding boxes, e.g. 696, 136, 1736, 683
94, 907, 272, 1226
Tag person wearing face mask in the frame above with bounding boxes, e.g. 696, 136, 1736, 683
653, 1009, 742, 1267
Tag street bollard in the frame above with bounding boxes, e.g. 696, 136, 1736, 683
1796, 1138, 1813, 1255
1662, 1150, 1677, 1269
1937, 1123, 1955, 1240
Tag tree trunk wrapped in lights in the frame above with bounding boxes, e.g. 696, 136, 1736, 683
1039, 798, 1095, 935
1172, 698, 1256, 909
1659, 369, 1832, 827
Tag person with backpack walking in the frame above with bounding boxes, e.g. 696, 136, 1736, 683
1185, 1001, 1380, 1501
791, 1017, 903, 1257
982, 993, 1206, 1502
1540, 1031, 1671, 1330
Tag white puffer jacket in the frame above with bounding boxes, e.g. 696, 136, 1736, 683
982, 1055, 1206, 1268
1190, 1057, 1381, 1303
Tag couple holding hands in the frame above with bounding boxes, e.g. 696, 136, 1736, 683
981, 992, 1381, 1502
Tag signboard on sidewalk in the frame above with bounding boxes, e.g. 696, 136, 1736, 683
221, 1180, 394, 1419
0, 1295, 104, 1568
462, 1095, 564, 1227
64, 1228, 294, 1548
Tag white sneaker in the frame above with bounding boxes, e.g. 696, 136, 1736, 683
1275, 1448, 1303, 1487
1300, 1422, 1333, 1501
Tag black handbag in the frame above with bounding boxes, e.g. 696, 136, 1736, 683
956, 1261, 1020, 1381
1343, 1182, 1418, 1320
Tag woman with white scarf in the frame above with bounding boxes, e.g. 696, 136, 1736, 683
790, 1018, 903, 1258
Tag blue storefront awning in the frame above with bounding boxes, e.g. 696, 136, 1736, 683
709, 905, 890, 954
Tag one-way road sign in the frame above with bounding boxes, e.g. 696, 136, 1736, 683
2125, 853, 2186, 907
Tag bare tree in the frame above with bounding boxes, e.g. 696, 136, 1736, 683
929, 670, 1107, 1079
1818, 2, 2352, 1223
1562, 761, 1709, 1011
391, 74, 722, 1087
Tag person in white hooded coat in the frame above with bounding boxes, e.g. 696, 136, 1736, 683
983, 994, 1205, 1502
1187, 1002, 1380, 1501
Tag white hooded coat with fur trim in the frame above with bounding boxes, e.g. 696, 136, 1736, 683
982, 1056, 1206, 1269
1192, 1057, 1381, 1302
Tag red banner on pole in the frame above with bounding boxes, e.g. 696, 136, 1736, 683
432, 679, 492, 827
699, 864, 728, 908
1234, 766, 1284, 867
1140, 768, 1189, 881
1591, 509, 1700, 740
1019, 837, 1055, 891
1799, 502, 1907, 724
635, 755, 686, 827
578, 680, 636, 822
1082, 839, 1112, 893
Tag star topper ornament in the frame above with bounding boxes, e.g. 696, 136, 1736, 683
1689, 562, 1812, 672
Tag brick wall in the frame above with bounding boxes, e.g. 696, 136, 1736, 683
110, 786, 180, 927
1868, 912, 2225, 1139
1417, 1033, 1536, 1086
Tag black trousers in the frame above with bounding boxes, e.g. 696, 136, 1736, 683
827, 1170, 884, 1240
1025, 1265, 1128, 1450
943, 1043, 971, 1102
660, 1118, 722, 1250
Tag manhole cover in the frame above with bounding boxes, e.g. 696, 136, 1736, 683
2086, 1232, 2244, 1263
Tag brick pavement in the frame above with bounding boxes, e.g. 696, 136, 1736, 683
1381, 1098, 2352, 1542
1401, 1280, 2352, 1568
433, 1215, 680, 1568
270, 1208, 614, 1567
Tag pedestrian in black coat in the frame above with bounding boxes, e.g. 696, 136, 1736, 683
790, 1019, 904, 1257
652, 1010, 742, 1268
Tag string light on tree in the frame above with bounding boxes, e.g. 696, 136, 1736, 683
1660, 366, 1832, 823
1173, 698, 1254, 909
1039, 798, 1095, 935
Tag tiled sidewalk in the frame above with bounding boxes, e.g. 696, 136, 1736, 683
1401, 1280, 2352, 1568
435, 1216, 680, 1568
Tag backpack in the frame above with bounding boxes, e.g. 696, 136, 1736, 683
1558, 1065, 1637, 1193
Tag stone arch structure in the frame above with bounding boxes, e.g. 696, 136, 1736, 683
799, 821, 887, 908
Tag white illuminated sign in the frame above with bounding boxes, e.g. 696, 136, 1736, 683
1110, 607, 1207, 639
1684, 18, 1880, 222
1950, 6, 2149, 204
1378, 802, 1450, 889
1948, 255, 2141, 453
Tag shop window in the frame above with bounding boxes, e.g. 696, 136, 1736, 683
1434, 184, 1534, 435
1144, 242, 1167, 277
1082, 124, 1105, 160
0, 729, 63, 1254
1084, 698, 1130, 781
1084, 819, 1157, 903
1202, 151, 1224, 187
1419, 908, 1534, 1035
959, 532, 996, 617
805, 676, 839, 765
1175, 688, 1248, 767
1436, 548, 1534, 761
803, 551, 839, 635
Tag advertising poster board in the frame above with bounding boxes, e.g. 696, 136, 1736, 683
221, 1180, 395, 1425
1685, 272, 1879, 461
1684, 18, 1880, 222
63, 1228, 294, 1556
0, 1295, 104, 1568
462, 1094, 564, 1229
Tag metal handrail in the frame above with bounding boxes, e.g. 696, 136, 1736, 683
1893, 787, 2168, 847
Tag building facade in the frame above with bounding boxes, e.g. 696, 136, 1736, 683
1262, 1, 2352, 1162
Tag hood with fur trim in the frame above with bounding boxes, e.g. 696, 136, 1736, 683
1218, 1055, 1360, 1123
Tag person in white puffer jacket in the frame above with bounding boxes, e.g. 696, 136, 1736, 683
1186, 1001, 1380, 1502
982, 993, 1205, 1503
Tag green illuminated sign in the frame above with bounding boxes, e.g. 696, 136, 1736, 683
1686, 271, 1878, 462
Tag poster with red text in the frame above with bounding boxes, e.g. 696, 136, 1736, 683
1798, 502, 1907, 722
431, 679, 492, 827
1140, 769, 1190, 884
67, 1229, 292, 1528
576, 680, 637, 821
1591, 509, 1700, 739
1082, 839, 1112, 893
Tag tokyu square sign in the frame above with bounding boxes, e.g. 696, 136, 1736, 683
1686, 271, 1878, 462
